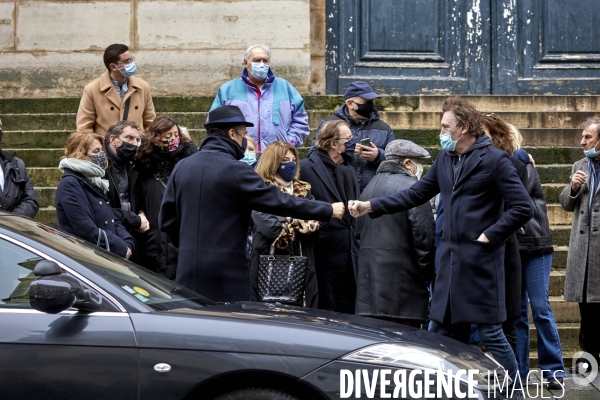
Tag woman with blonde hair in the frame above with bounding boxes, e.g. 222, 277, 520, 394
133, 115, 197, 278
55, 132, 135, 258
250, 141, 321, 306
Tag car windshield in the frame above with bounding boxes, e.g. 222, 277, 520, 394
0, 215, 217, 311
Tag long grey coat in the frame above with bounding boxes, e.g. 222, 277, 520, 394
559, 157, 600, 303
355, 161, 435, 321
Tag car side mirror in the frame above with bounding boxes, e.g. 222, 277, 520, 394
29, 260, 101, 314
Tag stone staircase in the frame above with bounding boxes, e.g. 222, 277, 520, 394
0, 95, 594, 368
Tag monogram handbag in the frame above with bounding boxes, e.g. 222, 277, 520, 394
257, 225, 307, 306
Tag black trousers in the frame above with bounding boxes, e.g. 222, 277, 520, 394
578, 301, 600, 361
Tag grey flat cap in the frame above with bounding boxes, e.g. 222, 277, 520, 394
385, 139, 431, 160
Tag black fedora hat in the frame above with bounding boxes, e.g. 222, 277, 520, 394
204, 105, 254, 129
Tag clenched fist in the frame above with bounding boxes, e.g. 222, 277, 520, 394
348, 200, 372, 217
331, 202, 345, 219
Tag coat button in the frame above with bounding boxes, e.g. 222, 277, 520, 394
107, 201, 110, 204
111, 106, 114, 110
581, 211, 584, 214
111, 219, 114, 223
99, 201, 103, 205
105, 221, 108, 225
580, 230, 584, 234
135, 105, 139, 109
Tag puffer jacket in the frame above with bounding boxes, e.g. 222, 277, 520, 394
513, 150, 553, 255
210, 69, 309, 151
308, 104, 395, 191
0, 149, 38, 218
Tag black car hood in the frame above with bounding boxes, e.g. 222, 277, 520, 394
129, 302, 491, 365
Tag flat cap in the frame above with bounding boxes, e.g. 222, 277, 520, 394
385, 139, 431, 160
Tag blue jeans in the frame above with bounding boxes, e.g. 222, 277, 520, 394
429, 320, 519, 382
514, 253, 565, 379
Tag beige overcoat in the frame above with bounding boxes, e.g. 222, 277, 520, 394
76, 71, 155, 134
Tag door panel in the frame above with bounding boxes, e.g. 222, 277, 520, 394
327, 0, 600, 94
326, 0, 491, 94
0, 237, 138, 399
493, 0, 600, 94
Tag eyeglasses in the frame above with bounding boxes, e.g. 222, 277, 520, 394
117, 56, 135, 65
338, 135, 356, 144
483, 112, 496, 119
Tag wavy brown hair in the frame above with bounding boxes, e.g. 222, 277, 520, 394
442, 97, 485, 138
315, 120, 349, 150
256, 141, 300, 182
136, 115, 192, 158
63, 132, 105, 160
483, 113, 516, 155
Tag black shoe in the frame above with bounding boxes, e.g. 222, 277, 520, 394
547, 376, 564, 391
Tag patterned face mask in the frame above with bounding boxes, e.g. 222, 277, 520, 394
162, 137, 180, 152
89, 151, 107, 168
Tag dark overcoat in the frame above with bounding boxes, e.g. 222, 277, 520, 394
369, 136, 533, 324
134, 142, 197, 279
504, 158, 527, 319
356, 161, 435, 321
299, 153, 360, 313
159, 134, 333, 303
55, 168, 135, 258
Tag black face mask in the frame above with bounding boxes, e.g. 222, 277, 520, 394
353, 101, 375, 118
116, 141, 138, 161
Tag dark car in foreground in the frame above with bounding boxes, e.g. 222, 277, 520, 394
0, 212, 510, 399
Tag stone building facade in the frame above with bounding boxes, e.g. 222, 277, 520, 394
0, 0, 326, 98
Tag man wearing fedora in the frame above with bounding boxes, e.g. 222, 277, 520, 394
309, 81, 395, 192
160, 105, 345, 303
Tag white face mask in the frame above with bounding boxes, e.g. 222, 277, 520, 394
409, 160, 423, 180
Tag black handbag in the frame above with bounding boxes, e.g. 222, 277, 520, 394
257, 224, 307, 306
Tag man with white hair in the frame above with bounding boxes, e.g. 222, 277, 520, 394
210, 44, 310, 152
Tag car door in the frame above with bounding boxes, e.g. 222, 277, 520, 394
0, 235, 138, 399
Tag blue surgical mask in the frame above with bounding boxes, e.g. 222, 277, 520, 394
584, 139, 600, 158
278, 161, 297, 182
240, 153, 257, 166
343, 140, 356, 158
119, 62, 137, 78
250, 62, 269, 80
439, 130, 464, 152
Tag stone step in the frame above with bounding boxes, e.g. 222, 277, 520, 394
528, 350, 578, 369
35, 207, 58, 227
546, 297, 579, 324
548, 270, 565, 298
28, 167, 63, 187
546, 205, 573, 226
416, 95, 600, 113
530, 323, 579, 353
1, 110, 596, 132
536, 165, 573, 185
550, 226, 571, 248
552, 247, 568, 271
543, 184, 566, 204
2, 95, 600, 114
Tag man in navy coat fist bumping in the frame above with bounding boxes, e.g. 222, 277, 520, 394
349, 97, 533, 387
160, 105, 345, 303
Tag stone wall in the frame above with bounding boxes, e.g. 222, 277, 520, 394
0, 0, 326, 98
